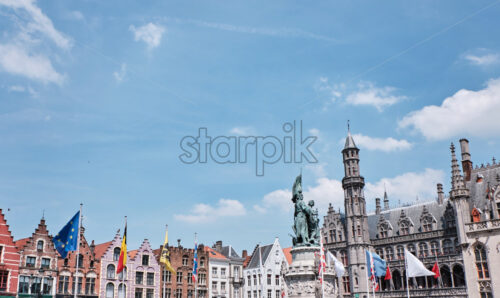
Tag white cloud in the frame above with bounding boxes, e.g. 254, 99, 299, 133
129, 23, 165, 49
229, 126, 256, 136
113, 63, 127, 83
315, 79, 406, 111
345, 82, 407, 112
68, 10, 85, 21
399, 78, 500, 140
0, 0, 72, 50
7, 84, 37, 97
174, 199, 246, 223
365, 168, 445, 207
465, 54, 499, 66
0, 43, 64, 84
339, 134, 412, 152
256, 168, 444, 214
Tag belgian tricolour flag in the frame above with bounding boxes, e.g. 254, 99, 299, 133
117, 223, 127, 274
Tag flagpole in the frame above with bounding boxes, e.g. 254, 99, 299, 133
320, 239, 325, 298
194, 232, 198, 298
163, 224, 167, 298
366, 265, 370, 298
74, 203, 82, 298
124, 216, 127, 298
405, 250, 410, 298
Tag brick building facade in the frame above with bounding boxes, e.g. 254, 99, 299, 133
0, 209, 20, 297
15, 218, 59, 297
154, 242, 209, 298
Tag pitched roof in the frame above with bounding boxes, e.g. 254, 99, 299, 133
204, 246, 228, 260
220, 246, 243, 259
367, 199, 448, 239
282, 247, 292, 265
467, 164, 500, 214
243, 255, 252, 268
93, 241, 113, 259
15, 237, 30, 251
246, 244, 273, 269
128, 249, 138, 260
344, 132, 357, 150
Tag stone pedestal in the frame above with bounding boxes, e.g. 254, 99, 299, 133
283, 247, 338, 298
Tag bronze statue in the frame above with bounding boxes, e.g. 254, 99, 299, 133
291, 174, 320, 247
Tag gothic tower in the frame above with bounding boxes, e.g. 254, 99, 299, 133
342, 127, 371, 295
449, 143, 471, 246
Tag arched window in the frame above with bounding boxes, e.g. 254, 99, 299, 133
106, 283, 114, 298
396, 246, 404, 260
471, 208, 481, 223
200, 257, 205, 267
78, 254, 84, 267
107, 264, 116, 279
431, 241, 440, 256
379, 224, 388, 238
441, 265, 452, 287
474, 243, 489, 280
385, 247, 394, 261
443, 240, 453, 255
418, 243, 428, 257
182, 255, 189, 266
113, 248, 121, 261
118, 283, 126, 298
375, 248, 384, 259
426, 266, 437, 288
340, 250, 348, 266
422, 217, 433, 232
452, 264, 465, 287
37, 240, 44, 251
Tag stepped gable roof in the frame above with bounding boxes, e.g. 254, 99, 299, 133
128, 249, 138, 259
94, 241, 113, 259
467, 163, 500, 214
367, 199, 448, 239
204, 246, 228, 260
246, 243, 273, 269
282, 247, 292, 265
15, 237, 30, 251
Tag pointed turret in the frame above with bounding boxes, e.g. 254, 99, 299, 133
344, 121, 358, 150
450, 143, 470, 198
383, 187, 389, 210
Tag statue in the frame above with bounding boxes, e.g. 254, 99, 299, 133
291, 174, 320, 247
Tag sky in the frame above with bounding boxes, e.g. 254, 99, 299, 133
1, 0, 500, 254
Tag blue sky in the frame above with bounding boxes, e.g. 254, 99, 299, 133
1, 0, 500, 254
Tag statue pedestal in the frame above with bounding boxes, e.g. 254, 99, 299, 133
283, 247, 338, 298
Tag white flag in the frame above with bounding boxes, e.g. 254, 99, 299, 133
405, 249, 435, 277
326, 251, 345, 277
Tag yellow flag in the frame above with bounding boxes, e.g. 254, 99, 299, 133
160, 229, 176, 275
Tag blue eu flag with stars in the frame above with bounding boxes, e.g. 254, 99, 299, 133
52, 211, 80, 259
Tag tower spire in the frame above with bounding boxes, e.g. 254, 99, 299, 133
450, 143, 470, 198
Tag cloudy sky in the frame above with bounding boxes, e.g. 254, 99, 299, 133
1, 0, 500, 253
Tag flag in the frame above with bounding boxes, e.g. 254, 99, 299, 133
405, 249, 435, 277
192, 242, 198, 283
160, 229, 176, 275
365, 250, 386, 277
431, 262, 440, 279
116, 224, 127, 274
326, 251, 345, 277
52, 211, 80, 259
384, 265, 392, 281
367, 251, 380, 291
318, 237, 327, 284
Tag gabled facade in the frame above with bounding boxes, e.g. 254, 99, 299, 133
15, 218, 59, 297
95, 231, 128, 298
55, 227, 99, 298
0, 209, 21, 297
127, 239, 160, 298
243, 238, 285, 298
212, 241, 245, 298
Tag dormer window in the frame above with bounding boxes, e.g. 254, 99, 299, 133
400, 221, 409, 235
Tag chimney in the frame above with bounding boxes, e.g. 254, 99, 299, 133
459, 139, 473, 181
437, 183, 444, 205
177, 239, 181, 248
214, 241, 223, 252
375, 198, 381, 215
242, 250, 248, 259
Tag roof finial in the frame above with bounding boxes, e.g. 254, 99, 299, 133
42, 209, 45, 220
347, 120, 350, 133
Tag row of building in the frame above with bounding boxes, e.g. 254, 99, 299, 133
0, 209, 291, 298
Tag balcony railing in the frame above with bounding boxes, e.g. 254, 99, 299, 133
466, 219, 500, 233
230, 277, 244, 284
